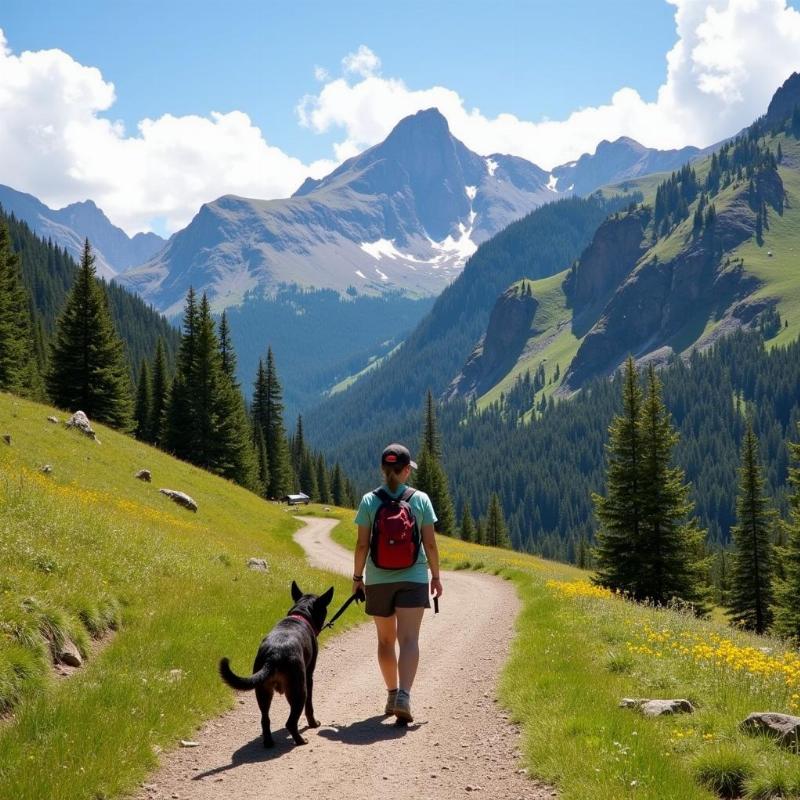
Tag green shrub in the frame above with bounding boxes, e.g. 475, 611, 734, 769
694, 746, 756, 798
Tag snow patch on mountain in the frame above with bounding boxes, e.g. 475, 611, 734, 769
486, 158, 498, 177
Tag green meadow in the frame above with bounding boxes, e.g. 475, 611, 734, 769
3, 389, 800, 800
331, 523, 800, 800
0, 391, 355, 800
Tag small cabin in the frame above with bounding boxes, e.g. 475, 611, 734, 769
285, 492, 311, 506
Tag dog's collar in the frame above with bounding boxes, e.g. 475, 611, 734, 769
288, 613, 319, 636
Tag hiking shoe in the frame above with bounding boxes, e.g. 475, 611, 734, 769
393, 689, 413, 722
384, 689, 398, 715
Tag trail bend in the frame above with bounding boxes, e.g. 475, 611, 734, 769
137, 515, 553, 799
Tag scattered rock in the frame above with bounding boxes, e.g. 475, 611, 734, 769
180, 740, 199, 748
135, 469, 152, 482
2, 434, 11, 445
324, 506, 331, 512
620, 698, 694, 716
40, 464, 53, 474
247, 558, 269, 572
47, 416, 59, 424
59, 640, 82, 667
65, 410, 97, 440
168, 669, 184, 682
159, 489, 198, 512
740, 712, 800, 752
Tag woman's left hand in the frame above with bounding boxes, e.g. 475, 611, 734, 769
430, 577, 443, 598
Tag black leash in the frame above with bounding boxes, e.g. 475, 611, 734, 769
322, 588, 365, 631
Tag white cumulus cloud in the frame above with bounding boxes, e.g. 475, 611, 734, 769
299, 0, 800, 169
0, 29, 335, 236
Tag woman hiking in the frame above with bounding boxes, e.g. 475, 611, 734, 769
352, 443, 443, 723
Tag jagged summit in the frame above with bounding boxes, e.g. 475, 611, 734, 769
108, 105, 704, 315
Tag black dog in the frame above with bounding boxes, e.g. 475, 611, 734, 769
219, 581, 334, 747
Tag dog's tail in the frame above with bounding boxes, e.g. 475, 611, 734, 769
219, 657, 271, 691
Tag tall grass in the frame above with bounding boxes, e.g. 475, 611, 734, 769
0, 392, 355, 800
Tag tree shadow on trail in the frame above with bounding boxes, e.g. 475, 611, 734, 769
192, 725, 311, 779
317, 714, 425, 745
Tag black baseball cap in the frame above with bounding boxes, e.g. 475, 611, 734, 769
381, 443, 417, 470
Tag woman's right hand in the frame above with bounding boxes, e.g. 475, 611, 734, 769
352, 578, 365, 601
430, 576, 443, 598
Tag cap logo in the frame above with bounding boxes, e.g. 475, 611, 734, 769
385, 454, 397, 462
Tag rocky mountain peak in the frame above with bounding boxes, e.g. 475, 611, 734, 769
765, 72, 800, 127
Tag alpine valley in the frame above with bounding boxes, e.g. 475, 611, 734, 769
1, 109, 706, 411
304, 72, 800, 559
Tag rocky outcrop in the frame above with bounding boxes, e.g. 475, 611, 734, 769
446, 283, 539, 400
620, 698, 695, 717
740, 712, 800, 752
135, 469, 152, 482
564, 209, 649, 310
563, 172, 783, 391
159, 489, 198, 513
65, 411, 98, 441
764, 72, 800, 129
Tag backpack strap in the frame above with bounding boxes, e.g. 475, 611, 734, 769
372, 487, 392, 505
399, 487, 416, 503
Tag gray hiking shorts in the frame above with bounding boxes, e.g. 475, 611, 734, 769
365, 581, 431, 617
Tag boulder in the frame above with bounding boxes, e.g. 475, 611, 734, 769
740, 712, 800, 752
620, 698, 694, 716
59, 639, 83, 667
135, 469, 152, 482
40, 464, 53, 474
2, 434, 11, 445
247, 558, 269, 572
159, 489, 198, 512
65, 410, 97, 440
47, 416, 59, 424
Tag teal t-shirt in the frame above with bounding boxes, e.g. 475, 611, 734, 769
354, 483, 437, 585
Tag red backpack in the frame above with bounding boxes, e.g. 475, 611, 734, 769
369, 487, 421, 569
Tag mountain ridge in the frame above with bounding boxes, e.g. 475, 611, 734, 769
0, 184, 165, 279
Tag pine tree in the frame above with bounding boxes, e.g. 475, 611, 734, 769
485, 493, 510, 548
460, 504, 476, 543
316, 454, 331, 504
218, 311, 236, 381
593, 357, 645, 594
475, 516, 486, 546
163, 288, 199, 459
638, 364, 707, 606
252, 348, 291, 498
773, 428, 800, 642
292, 415, 306, 477
47, 239, 133, 429
728, 422, 775, 633
253, 425, 270, 496
299, 450, 319, 500
331, 462, 347, 507
134, 359, 152, 441
149, 337, 169, 445
0, 221, 38, 396
416, 390, 457, 535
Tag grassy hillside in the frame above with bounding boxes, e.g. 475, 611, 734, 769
329, 521, 800, 800
473, 133, 798, 411
0, 392, 356, 800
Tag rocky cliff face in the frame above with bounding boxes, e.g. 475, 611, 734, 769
446, 283, 539, 400
563, 170, 784, 390
564, 209, 650, 309
765, 72, 800, 128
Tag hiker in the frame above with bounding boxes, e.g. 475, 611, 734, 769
352, 443, 443, 723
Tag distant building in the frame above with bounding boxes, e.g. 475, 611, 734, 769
285, 492, 311, 505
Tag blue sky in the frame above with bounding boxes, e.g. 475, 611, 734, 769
1, 0, 677, 162
1, 0, 799, 235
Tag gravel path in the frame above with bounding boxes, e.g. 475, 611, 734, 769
136, 516, 554, 800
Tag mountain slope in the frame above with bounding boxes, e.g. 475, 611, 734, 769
0, 184, 164, 278
120, 110, 703, 317
303, 192, 638, 450
5, 208, 179, 373
447, 79, 800, 410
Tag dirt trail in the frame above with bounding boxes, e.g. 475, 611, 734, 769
137, 516, 554, 799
